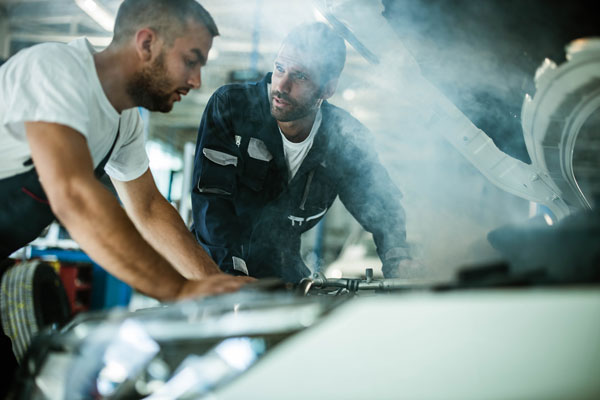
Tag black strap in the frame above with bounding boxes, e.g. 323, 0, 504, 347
94, 121, 120, 179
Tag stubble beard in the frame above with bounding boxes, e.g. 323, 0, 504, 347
269, 90, 320, 122
127, 51, 175, 113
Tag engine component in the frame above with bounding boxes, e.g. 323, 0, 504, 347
298, 270, 435, 295
10, 291, 341, 399
522, 37, 600, 211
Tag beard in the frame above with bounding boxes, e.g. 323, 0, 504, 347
269, 89, 321, 122
127, 51, 176, 113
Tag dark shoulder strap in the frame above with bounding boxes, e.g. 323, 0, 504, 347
94, 119, 121, 179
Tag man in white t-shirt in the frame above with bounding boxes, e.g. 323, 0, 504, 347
1, 2, 255, 386
191, 23, 413, 282
0, 1, 254, 300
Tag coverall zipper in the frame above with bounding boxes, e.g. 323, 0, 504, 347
299, 169, 315, 210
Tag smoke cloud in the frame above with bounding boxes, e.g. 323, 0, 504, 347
293, 0, 597, 279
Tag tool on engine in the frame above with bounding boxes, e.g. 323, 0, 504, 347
296, 269, 431, 296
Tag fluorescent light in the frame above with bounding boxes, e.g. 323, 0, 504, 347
74, 0, 115, 32
313, 7, 328, 23
343, 89, 356, 101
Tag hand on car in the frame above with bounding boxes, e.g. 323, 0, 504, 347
177, 273, 256, 300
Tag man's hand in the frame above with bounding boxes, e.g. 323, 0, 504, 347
177, 274, 256, 300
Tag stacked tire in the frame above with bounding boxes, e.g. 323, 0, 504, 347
0, 260, 71, 361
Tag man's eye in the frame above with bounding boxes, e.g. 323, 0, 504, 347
185, 58, 197, 67
295, 73, 307, 81
275, 64, 284, 73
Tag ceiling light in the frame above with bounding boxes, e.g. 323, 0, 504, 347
74, 0, 115, 32
313, 8, 327, 23
342, 89, 356, 101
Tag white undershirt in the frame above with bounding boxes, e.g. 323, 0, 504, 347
268, 83, 323, 181
279, 107, 322, 182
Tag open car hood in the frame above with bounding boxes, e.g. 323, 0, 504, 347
314, 0, 599, 220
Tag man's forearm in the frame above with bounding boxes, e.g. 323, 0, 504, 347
130, 195, 222, 279
51, 179, 187, 301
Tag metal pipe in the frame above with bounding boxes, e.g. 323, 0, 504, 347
307, 273, 436, 292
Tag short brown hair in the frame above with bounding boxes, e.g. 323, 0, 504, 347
113, 0, 218, 45
281, 22, 346, 84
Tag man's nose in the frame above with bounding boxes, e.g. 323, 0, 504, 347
275, 73, 292, 93
188, 67, 202, 89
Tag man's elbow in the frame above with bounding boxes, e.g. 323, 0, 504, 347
45, 178, 93, 223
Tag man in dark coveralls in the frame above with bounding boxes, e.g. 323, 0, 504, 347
192, 22, 412, 283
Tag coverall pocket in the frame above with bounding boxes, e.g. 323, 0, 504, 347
242, 158, 269, 191
197, 148, 237, 196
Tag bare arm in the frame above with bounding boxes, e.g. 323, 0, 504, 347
25, 122, 249, 300
111, 169, 222, 280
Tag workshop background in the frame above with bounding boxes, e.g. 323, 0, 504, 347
0, 0, 597, 309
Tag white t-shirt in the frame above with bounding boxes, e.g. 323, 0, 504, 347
279, 108, 322, 181
0, 38, 149, 181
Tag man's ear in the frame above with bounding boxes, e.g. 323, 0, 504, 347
134, 28, 158, 62
320, 78, 338, 100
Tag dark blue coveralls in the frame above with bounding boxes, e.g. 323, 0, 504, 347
191, 74, 411, 283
